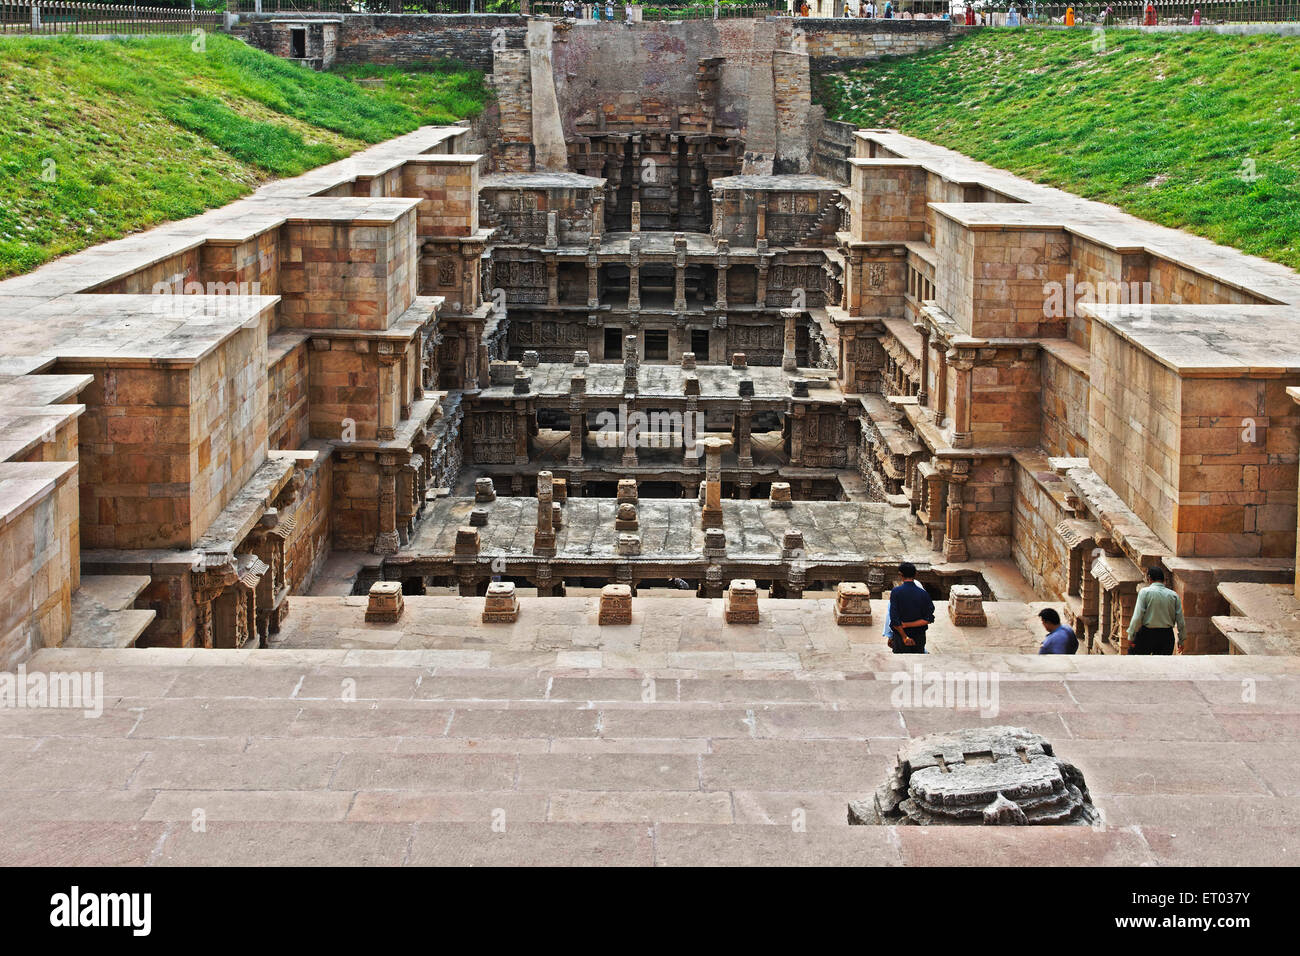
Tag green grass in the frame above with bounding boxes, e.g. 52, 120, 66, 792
816, 29, 1300, 271
0, 34, 490, 278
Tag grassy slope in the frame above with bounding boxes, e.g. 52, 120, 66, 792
817, 29, 1300, 271
0, 34, 489, 278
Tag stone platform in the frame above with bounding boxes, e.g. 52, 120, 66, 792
1, 644, 1295, 866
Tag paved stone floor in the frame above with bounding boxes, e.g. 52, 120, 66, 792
271, 595, 1052, 656
406, 498, 932, 564
2, 620, 1297, 865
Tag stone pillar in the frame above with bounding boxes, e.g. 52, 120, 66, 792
622, 399, 639, 468
673, 233, 688, 312
944, 462, 970, 563
916, 321, 931, 409
623, 334, 639, 395
755, 190, 767, 242
683, 375, 701, 467
534, 470, 556, 556
781, 307, 799, 372
934, 343, 949, 426
587, 236, 600, 308
514, 403, 530, 465
628, 235, 641, 311
701, 436, 731, 529
735, 400, 753, 470
547, 257, 559, 307
947, 344, 979, 449
756, 258, 769, 309
377, 346, 402, 441
715, 263, 728, 311
568, 374, 586, 467
375, 455, 400, 554
630, 200, 641, 233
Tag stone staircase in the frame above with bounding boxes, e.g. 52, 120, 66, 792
2, 637, 1296, 866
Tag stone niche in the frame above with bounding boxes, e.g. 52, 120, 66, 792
849, 727, 1099, 826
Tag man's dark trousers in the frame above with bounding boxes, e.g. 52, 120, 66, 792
1131, 626, 1175, 655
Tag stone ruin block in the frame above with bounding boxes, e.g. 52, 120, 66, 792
488, 361, 517, 387
598, 583, 632, 625
553, 477, 568, 503
681, 352, 696, 370
469, 507, 489, 527
791, 378, 810, 398
573, 350, 589, 367
697, 480, 707, 506
521, 350, 540, 368
684, 376, 701, 396
512, 371, 532, 395
364, 580, 404, 623
454, 526, 480, 557
552, 502, 563, 530
948, 584, 988, 627
781, 528, 805, 559
616, 478, 638, 503
475, 477, 497, 503
724, 578, 760, 624
738, 379, 755, 398
482, 580, 519, 623
769, 482, 793, 509
703, 528, 726, 558
849, 727, 1099, 827
731, 352, 747, 369
617, 533, 641, 556
834, 581, 873, 626
615, 502, 639, 531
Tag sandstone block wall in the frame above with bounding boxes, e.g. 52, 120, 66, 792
794, 17, 951, 71
278, 208, 419, 332
0, 462, 78, 668
1088, 320, 1182, 551
1177, 376, 1300, 558
403, 157, 480, 238
1039, 346, 1089, 459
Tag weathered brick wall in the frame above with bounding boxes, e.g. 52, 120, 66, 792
937, 219, 1071, 339
308, 341, 381, 442
850, 162, 927, 243
965, 455, 1014, 558
403, 157, 480, 238
970, 345, 1042, 448
283, 451, 333, 594
243, 14, 531, 72
1012, 454, 1071, 601
1149, 256, 1270, 306
1177, 376, 1300, 558
269, 336, 311, 451
0, 463, 77, 668
1039, 346, 1089, 459
188, 318, 272, 544
792, 17, 952, 71
278, 208, 419, 332
812, 119, 856, 184
1088, 319, 1182, 551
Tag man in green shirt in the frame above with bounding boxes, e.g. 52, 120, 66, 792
1126, 566, 1187, 655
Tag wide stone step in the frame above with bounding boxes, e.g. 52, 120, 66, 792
66, 575, 155, 649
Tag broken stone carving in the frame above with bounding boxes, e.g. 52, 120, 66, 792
849, 727, 1098, 826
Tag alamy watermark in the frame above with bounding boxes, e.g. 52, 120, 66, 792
0, 664, 104, 718
591, 404, 707, 459
150, 278, 264, 321
890, 664, 1000, 718
1043, 274, 1153, 321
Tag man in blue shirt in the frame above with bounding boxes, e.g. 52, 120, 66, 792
1037, 607, 1078, 654
887, 562, 935, 654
